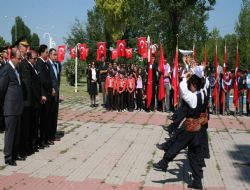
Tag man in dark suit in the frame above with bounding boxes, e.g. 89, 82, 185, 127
47, 48, 60, 142
35, 44, 52, 147
0, 49, 24, 166
26, 50, 41, 152
18, 39, 33, 156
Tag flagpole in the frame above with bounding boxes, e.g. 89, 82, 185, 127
235, 40, 239, 115
176, 34, 179, 110
223, 42, 226, 115
75, 44, 79, 93
215, 39, 218, 115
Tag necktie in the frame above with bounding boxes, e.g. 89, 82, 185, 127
15, 69, 21, 85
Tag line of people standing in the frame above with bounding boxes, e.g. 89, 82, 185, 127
0, 39, 61, 166
86, 56, 172, 112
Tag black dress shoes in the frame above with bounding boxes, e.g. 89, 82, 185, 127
187, 182, 203, 190
156, 143, 164, 151
14, 155, 26, 161
153, 160, 168, 172
5, 160, 17, 166
48, 141, 54, 145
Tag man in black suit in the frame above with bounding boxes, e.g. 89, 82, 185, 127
35, 45, 52, 147
26, 50, 41, 152
18, 39, 33, 156
47, 48, 60, 142
0, 49, 23, 166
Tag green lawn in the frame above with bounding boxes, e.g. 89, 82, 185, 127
60, 75, 89, 100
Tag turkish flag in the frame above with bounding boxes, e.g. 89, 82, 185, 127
125, 48, 133, 59
158, 44, 165, 101
138, 37, 147, 58
96, 42, 106, 61
146, 47, 153, 109
233, 46, 239, 109
79, 44, 88, 61
213, 45, 219, 113
172, 47, 179, 108
70, 47, 76, 59
112, 49, 118, 60
117, 40, 126, 57
57, 45, 66, 62
151, 44, 158, 57
221, 45, 227, 105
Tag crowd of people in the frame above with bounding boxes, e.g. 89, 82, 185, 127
86, 55, 250, 116
0, 38, 61, 166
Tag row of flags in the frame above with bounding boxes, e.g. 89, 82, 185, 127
56, 37, 155, 63
213, 44, 239, 113
55, 38, 240, 111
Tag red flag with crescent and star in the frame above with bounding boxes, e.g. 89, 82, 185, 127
213, 44, 219, 113
221, 45, 227, 105
233, 45, 239, 109
112, 49, 118, 60
117, 40, 126, 57
79, 44, 88, 61
146, 47, 153, 109
138, 37, 147, 58
57, 45, 66, 62
96, 42, 106, 61
158, 44, 165, 101
172, 47, 179, 108
125, 48, 133, 59
70, 47, 76, 59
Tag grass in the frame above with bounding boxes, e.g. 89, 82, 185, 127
60, 75, 90, 103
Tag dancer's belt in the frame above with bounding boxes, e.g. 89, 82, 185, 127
199, 112, 208, 125
184, 118, 201, 132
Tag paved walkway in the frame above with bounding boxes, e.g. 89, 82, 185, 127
0, 96, 250, 190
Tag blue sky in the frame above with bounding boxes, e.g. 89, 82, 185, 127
0, 0, 242, 47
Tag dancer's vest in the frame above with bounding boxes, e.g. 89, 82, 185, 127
184, 92, 203, 132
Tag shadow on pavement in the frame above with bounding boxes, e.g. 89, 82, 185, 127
228, 144, 250, 183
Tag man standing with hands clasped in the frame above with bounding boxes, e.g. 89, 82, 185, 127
0, 49, 23, 166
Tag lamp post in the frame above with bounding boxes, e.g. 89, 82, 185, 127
43, 32, 56, 49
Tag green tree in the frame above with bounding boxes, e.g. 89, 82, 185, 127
86, 7, 106, 62
64, 18, 87, 48
11, 16, 31, 44
30, 33, 40, 51
236, 0, 250, 70
95, 0, 130, 41
155, 0, 216, 61
0, 36, 7, 47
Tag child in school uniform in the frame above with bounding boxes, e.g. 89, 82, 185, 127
127, 72, 136, 112
117, 71, 127, 112
105, 71, 115, 111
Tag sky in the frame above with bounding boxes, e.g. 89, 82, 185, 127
0, 0, 242, 47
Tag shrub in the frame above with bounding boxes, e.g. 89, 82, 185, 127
64, 59, 86, 86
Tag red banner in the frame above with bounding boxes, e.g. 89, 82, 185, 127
213, 45, 219, 113
70, 47, 76, 59
57, 45, 66, 62
125, 48, 133, 59
146, 48, 153, 109
158, 44, 165, 101
96, 42, 106, 61
79, 44, 88, 61
233, 46, 239, 109
112, 49, 118, 60
138, 37, 147, 58
172, 47, 179, 108
117, 40, 126, 57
